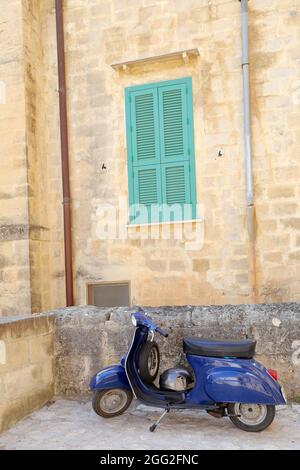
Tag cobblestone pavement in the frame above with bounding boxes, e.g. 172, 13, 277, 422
0, 400, 299, 450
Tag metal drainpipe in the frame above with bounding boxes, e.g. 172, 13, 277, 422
55, 0, 74, 306
240, 0, 254, 207
239, 0, 257, 301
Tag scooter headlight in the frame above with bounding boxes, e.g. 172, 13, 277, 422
131, 315, 137, 326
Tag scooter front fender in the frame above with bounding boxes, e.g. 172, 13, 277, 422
90, 364, 131, 391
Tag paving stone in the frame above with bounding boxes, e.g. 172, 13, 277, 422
0, 400, 299, 450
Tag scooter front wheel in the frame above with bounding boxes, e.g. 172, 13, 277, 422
227, 403, 275, 432
92, 388, 133, 418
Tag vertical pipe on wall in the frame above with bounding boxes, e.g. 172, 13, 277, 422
240, 0, 254, 208
239, 0, 257, 301
55, 0, 74, 306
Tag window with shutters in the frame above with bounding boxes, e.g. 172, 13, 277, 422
125, 77, 196, 224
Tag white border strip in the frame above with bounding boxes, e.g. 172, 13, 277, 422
126, 218, 204, 229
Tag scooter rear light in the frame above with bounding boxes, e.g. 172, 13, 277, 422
267, 369, 278, 381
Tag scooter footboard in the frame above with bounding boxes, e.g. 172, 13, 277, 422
205, 362, 285, 405
90, 364, 131, 391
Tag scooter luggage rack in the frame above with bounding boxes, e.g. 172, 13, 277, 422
149, 408, 170, 433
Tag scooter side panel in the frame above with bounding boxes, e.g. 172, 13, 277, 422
186, 355, 286, 405
90, 364, 130, 391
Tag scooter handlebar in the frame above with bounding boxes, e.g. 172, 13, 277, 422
155, 326, 169, 338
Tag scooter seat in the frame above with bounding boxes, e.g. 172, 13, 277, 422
183, 337, 256, 359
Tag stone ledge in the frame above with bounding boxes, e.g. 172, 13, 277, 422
0, 224, 29, 241
0, 314, 55, 341
0, 224, 49, 242
51, 303, 300, 398
1, 302, 300, 434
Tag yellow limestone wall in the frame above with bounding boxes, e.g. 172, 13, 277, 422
0, 0, 64, 316
1, 0, 300, 314
0, 314, 54, 433
0, 0, 31, 316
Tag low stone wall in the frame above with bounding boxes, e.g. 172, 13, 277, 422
0, 315, 55, 433
1, 302, 299, 433
53, 303, 300, 399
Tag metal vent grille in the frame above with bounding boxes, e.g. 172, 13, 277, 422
87, 282, 130, 308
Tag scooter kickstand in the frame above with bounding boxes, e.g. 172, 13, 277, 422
149, 409, 170, 432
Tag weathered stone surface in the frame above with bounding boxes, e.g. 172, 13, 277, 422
53, 304, 300, 399
48, 306, 111, 327
0, 225, 29, 241
1, 302, 300, 434
0, 400, 299, 450
0, 313, 54, 433
2, 0, 300, 316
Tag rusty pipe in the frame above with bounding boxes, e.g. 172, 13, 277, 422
55, 0, 74, 306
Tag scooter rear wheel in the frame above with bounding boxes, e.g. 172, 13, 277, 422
227, 403, 275, 432
92, 388, 133, 418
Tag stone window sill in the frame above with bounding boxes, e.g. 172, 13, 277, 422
126, 218, 204, 229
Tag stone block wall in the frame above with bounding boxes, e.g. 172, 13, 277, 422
53, 304, 300, 399
0, 0, 32, 316
23, 0, 54, 313
0, 314, 55, 433
45, 0, 300, 307
2, 0, 300, 314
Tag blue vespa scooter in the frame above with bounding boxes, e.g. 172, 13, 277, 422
90, 308, 286, 432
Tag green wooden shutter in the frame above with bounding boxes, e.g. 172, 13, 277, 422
125, 78, 196, 224
158, 83, 189, 163
126, 87, 162, 223
161, 161, 193, 221
158, 79, 196, 221
131, 89, 160, 166
162, 162, 191, 204
132, 165, 162, 223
